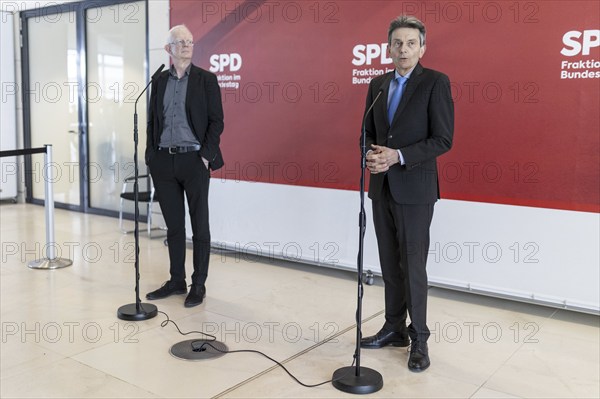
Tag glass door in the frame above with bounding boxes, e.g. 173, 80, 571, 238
24, 8, 80, 208
22, 1, 148, 216
86, 1, 147, 214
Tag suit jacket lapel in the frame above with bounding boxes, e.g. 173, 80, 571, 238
391, 63, 424, 126
186, 65, 199, 110
156, 71, 168, 115
154, 71, 169, 142
379, 72, 394, 129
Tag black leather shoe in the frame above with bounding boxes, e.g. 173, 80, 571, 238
184, 284, 206, 308
408, 341, 430, 372
146, 280, 187, 300
360, 327, 410, 348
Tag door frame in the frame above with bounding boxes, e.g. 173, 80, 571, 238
20, 0, 148, 217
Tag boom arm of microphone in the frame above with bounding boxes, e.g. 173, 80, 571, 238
363, 88, 384, 125
135, 64, 165, 106
361, 88, 384, 163
151, 63, 166, 80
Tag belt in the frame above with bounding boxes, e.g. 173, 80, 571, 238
158, 145, 201, 154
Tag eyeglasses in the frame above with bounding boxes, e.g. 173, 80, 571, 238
170, 40, 194, 47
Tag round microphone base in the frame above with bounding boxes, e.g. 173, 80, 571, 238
332, 366, 383, 395
117, 303, 158, 321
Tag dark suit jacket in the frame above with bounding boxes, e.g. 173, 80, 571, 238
364, 63, 454, 204
145, 64, 224, 170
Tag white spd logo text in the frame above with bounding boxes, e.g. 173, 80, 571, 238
352, 44, 393, 66
209, 53, 242, 73
561, 30, 600, 56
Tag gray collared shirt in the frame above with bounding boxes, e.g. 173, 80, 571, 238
159, 64, 200, 147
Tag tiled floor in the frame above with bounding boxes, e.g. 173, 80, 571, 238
1, 203, 599, 398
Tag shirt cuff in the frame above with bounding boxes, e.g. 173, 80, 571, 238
397, 149, 405, 165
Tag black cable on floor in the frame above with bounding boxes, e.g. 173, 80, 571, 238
192, 340, 356, 388
156, 311, 356, 388
157, 310, 217, 341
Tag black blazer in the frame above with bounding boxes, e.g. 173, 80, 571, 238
145, 64, 224, 170
364, 63, 454, 204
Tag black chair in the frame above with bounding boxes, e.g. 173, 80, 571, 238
119, 174, 166, 238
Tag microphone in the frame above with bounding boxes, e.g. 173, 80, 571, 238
136, 64, 165, 105
364, 88, 384, 121
151, 64, 165, 81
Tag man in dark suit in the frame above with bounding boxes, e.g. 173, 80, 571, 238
145, 24, 224, 308
360, 15, 454, 372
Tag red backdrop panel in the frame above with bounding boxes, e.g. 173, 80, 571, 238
170, 0, 600, 213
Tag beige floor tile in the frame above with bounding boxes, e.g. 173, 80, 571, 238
470, 387, 521, 398
72, 310, 318, 398
220, 317, 481, 398
205, 259, 385, 345
1, 204, 599, 399
1, 357, 159, 398
0, 341, 65, 381
483, 315, 600, 398
421, 288, 558, 387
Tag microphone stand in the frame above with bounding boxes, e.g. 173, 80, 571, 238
117, 64, 165, 321
332, 89, 384, 394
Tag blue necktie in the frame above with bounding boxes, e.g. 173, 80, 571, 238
388, 76, 406, 124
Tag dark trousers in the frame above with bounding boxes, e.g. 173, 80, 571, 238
372, 180, 434, 342
149, 150, 211, 286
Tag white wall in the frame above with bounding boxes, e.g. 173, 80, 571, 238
208, 180, 600, 314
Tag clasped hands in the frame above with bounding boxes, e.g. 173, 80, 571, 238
366, 144, 399, 174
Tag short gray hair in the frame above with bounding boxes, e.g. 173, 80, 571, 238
388, 15, 426, 46
167, 24, 191, 44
